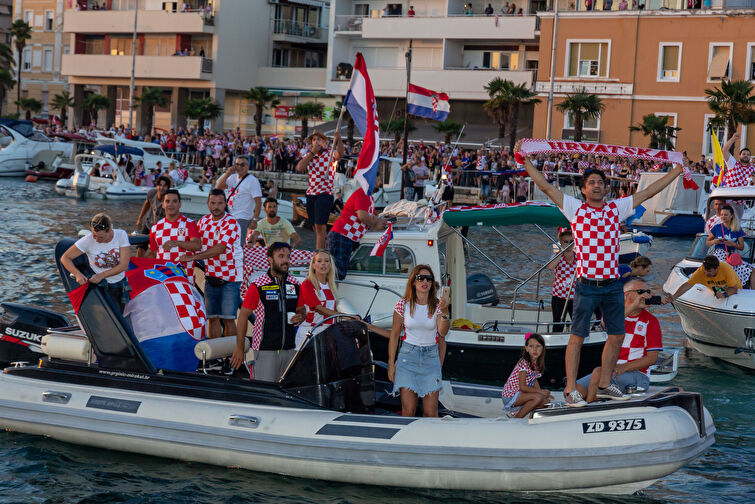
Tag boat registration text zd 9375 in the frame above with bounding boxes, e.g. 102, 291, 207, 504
582, 418, 646, 433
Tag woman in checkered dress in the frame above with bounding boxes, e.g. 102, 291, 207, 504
707, 204, 754, 288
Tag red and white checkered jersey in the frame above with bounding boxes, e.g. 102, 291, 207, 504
241, 273, 301, 351
724, 157, 754, 188
561, 194, 634, 280
295, 279, 337, 348
394, 298, 442, 346
704, 215, 722, 234
149, 215, 200, 283
240, 247, 314, 298
552, 256, 577, 299
501, 357, 542, 398
306, 148, 336, 196
619, 309, 663, 374
331, 188, 375, 243
197, 213, 243, 282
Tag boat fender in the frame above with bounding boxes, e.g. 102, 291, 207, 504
632, 234, 652, 244
41, 334, 91, 362
194, 336, 251, 360
25, 175, 38, 183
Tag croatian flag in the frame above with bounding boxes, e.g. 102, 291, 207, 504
407, 83, 450, 122
343, 53, 380, 194
370, 222, 393, 257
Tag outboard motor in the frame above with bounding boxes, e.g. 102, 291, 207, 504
0, 302, 70, 367
72, 169, 90, 199
467, 273, 499, 305
281, 320, 375, 413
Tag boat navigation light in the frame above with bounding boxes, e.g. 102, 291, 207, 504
427, 240, 434, 247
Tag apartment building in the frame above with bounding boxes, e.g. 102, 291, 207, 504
534, 4, 755, 156
326, 1, 543, 137
0, 1, 11, 44
10, 0, 68, 119
60, 0, 332, 134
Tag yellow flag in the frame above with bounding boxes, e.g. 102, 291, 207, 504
711, 129, 725, 187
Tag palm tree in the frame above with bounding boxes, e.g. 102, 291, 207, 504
505, 83, 541, 153
433, 119, 464, 144
135, 87, 171, 136
292, 102, 324, 139
334, 99, 355, 145
15, 97, 42, 120
51, 90, 74, 126
0, 69, 16, 117
705, 79, 755, 146
483, 77, 511, 145
380, 117, 416, 143
9, 20, 32, 112
629, 114, 681, 150
555, 89, 605, 142
183, 97, 223, 134
83, 93, 110, 127
244, 87, 280, 137
0, 42, 15, 71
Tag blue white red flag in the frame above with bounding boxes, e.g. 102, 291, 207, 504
407, 83, 450, 121
370, 222, 393, 257
343, 53, 380, 195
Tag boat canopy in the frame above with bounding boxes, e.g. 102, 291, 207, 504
442, 202, 569, 228
93, 144, 144, 156
0, 118, 34, 138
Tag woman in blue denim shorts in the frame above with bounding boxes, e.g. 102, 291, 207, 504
387, 265, 451, 417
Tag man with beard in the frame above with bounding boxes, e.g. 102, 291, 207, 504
180, 189, 243, 339
135, 175, 171, 257
722, 131, 753, 188
147, 190, 201, 283
249, 197, 301, 247
231, 242, 305, 381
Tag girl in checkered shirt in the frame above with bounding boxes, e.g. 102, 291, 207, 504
501, 333, 553, 418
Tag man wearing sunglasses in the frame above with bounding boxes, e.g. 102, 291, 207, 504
576, 279, 663, 402
216, 157, 262, 243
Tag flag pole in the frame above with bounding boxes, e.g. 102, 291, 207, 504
327, 59, 357, 178
401, 40, 413, 199
433, 122, 466, 205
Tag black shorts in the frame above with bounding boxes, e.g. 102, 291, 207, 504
306, 193, 334, 226
136, 225, 150, 251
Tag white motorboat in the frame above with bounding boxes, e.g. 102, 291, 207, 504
95, 135, 176, 170
628, 172, 709, 236
663, 186, 755, 369
178, 180, 294, 221
0, 239, 715, 494
55, 145, 147, 200
0, 119, 74, 176
25, 133, 98, 180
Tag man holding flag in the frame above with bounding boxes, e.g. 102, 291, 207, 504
326, 53, 388, 280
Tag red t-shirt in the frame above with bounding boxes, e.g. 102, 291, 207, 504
331, 188, 374, 242
149, 215, 200, 282
619, 309, 663, 374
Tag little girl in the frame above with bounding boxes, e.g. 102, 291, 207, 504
501, 333, 553, 418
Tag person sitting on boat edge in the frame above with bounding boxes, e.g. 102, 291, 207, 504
618, 255, 653, 284
518, 140, 682, 407
326, 186, 388, 281
61, 213, 131, 312
576, 279, 662, 402
547, 228, 576, 333
501, 333, 553, 418
231, 242, 305, 382
388, 266, 450, 417
665, 255, 741, 302
706, 204, 754, 289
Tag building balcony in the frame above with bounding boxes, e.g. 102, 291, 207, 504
256, 67, 326, 91
63, 9, 214, 34
327, 68, 534, 100
360, 15, 537, 40
61, 54, 213, 80
271, 19, 328, 44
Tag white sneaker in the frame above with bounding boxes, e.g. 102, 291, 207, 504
565, 389, 587, 408
596, 383, 630, 401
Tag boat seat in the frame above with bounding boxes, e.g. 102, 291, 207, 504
194, 337, 253, 371
41, 333, 92, 363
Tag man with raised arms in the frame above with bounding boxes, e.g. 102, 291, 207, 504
721, 131, 753, 188
517, 141, 682, 407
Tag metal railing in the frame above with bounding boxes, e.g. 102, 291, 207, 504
200, 57, 213, 73
271, 19, 326, 39
334, 14, 365, 32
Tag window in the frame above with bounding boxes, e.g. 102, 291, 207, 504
111, 37, 133, 56
702, 114, 726, 156
32, 50, 41, 69
354, 3, 369, 15
45, 10, 54, 31
653, 113, 678, 147
564, 113, 599, 131
355, 46, 399, 68
657, 43, 682, 82
747, 43, 755, 81
707, 44, 732, 82
348, 245, 383, 274
347, 245, 416, 276
22, 48, 31, 70
43, 48, 53, 72
41, 91, 49, 113
23, 10, 33, 24
384, 246, 415, 275
566, 41, 609, 78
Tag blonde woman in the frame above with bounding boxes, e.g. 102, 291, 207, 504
388, 265, 450, 417
707, 204, 753, 288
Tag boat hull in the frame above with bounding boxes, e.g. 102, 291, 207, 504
25, 167, 74, 180
630, 214, 704, 237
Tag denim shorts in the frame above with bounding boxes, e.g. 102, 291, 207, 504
577, 370, 650, 393
571, 279, 624, 338
204, 280, 241, 319
392, 342, 442, 398
501, 391, 520, 410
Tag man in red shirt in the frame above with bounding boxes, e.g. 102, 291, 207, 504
326, 187, 387, 280
147, 190, 201, 283
576, 279, 663, 402
721, 131, 752, 188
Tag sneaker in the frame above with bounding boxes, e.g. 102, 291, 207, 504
596, 383, 630, 401
564, 389, 587, 408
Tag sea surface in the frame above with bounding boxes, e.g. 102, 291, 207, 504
0, 178, 752, 503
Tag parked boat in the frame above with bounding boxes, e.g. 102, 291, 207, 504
178, 180, 294, 221
0, 239, 715, 494
24, 133, 97, 180
663, 186, 755, 369
55, 145, 147, 200
0, 119, 75, 176
95, 135, 176, 170
628, 172, 709, 236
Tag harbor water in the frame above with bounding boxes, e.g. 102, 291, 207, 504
0, 178, 752, 503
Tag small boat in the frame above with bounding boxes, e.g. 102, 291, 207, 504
94, 135, 176, 170
24, 133, 97, 180
628, 172, 709, 236
663, 186, 755, 369
0, 239, 715, 494
178, 180, 294, 221
0, 119, 75, 176
55, 145, 147, 200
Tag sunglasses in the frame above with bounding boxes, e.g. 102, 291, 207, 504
630, 289, 652, 295
415, 274, 434, 282
234, 162, 247, 167
91, 221, 108, 231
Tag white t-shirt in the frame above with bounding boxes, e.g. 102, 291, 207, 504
395, 299, 441, 347
224, 173, 263, 220
73, 229, 130, 283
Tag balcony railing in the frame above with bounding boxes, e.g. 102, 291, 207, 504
334, 15, 365, 32
201, 57, 213, 73
271, 19, 325, 39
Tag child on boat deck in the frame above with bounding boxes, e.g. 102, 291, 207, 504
501, 333, 553, 418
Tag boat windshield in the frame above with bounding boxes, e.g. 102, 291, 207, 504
0, 126, 14, 149
142, 146, 165, 156
687, 233, 755, 263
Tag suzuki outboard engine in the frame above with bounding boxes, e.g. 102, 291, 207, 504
467, 273, 499, 305
72, 169, 90, 199
281, 320, 374, 413
0, 302, 70, 367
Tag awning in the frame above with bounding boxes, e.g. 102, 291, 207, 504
442, 202, 569, 228
707, 48, 730, 80
94, 144, 144, 156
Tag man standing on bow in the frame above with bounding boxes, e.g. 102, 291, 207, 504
216, 157, 262, 243
721, 131, 753, 188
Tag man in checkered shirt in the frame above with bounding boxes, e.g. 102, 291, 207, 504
180, 189, 243, 340
520, 142, 681, 407
721, 131, 752, 188
147, 190, 201, 283
296, 131, 345, 250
